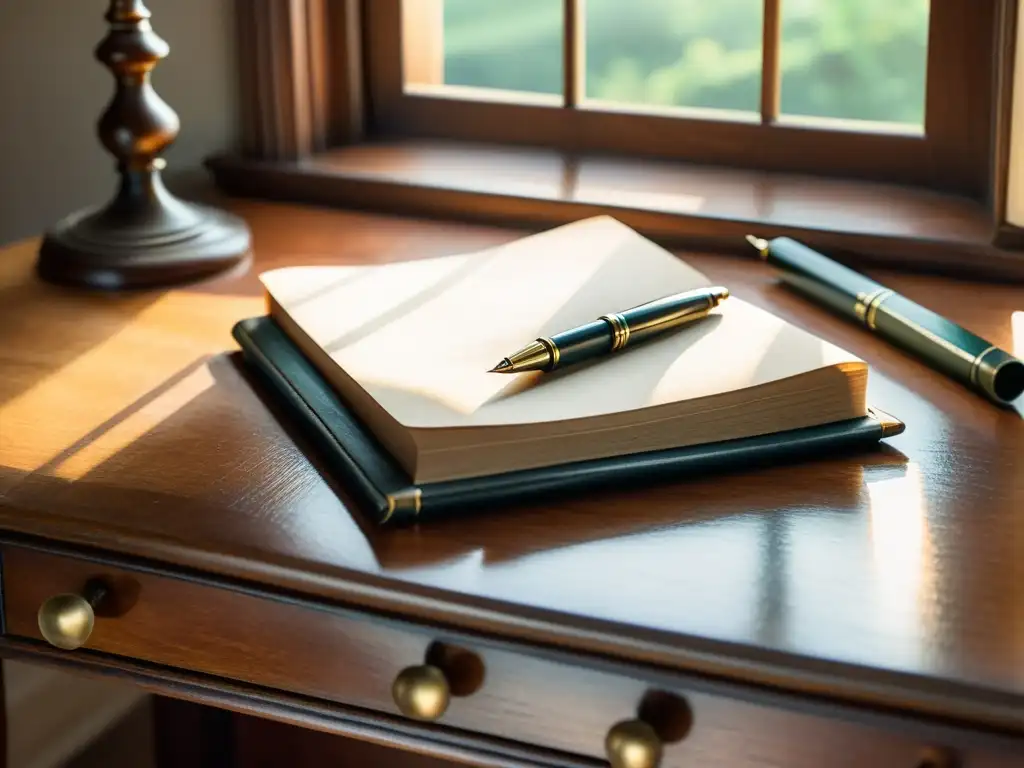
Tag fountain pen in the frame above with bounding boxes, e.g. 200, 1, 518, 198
746, 234, 1024, 406
489, 285, 729, 374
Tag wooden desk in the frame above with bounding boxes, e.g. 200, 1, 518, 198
0, 201, 1021, 768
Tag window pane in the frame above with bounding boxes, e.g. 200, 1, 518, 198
584, 0, 764, 115
405, 0, 563, 99
780, 0, 930, 128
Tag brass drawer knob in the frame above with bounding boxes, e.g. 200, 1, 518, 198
37, 581, 108, 650
606, 719, 662, 768
392, 664, 450, 721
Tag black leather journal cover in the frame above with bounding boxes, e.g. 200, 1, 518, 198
233, 316, 904, 526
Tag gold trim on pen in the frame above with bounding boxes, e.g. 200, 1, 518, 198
540, 337, 560, 367
970, 345, 999, 387
875, 309, 1018, 404
865, 289, 894, 330
600, 314, 622, 350
855, 288, 892, 328
381, 487, 422, 524
600, 312, 630, 351
615, 313, 631, 349
854, 293, 870, 323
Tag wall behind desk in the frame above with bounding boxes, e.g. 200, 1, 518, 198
0, 0, 240, 246
0, 0, 239, 758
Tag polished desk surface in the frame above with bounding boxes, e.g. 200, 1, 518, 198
0, 201, 1021, 734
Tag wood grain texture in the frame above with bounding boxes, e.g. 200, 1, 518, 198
3, 546, 1018, 768
562, 0, 581, 109
922, 0, 1000, 200
236, 717, 457, 768
992, 0, 1021, 225
0, 661, 5, 768
231, 714, 465, 768
0, 638, 595, 768
228, 712, 1015, 768
759, 0, 781, 123
0, 201, 1022, 741
206, 141, 1024, 282
236, 0, 361, 159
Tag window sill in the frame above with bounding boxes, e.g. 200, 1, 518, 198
206, 139, 1024, 282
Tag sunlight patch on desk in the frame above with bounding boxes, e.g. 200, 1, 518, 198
46, 364, 216, 481
0, 292, 259, 474
581, 98, 761, 125
574, 186, 706, 215
385, 549, 486, 589
404, 82, 563, 108
866, 463, 936, 662
774, 113, 924, 137
450, 517, 765, 641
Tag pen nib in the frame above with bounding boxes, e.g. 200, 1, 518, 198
489, 359, 514, 373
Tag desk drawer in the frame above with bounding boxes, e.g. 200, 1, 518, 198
1, 546, 1016, 768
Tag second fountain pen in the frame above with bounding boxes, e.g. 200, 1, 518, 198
746, 234, 1024, 406
489, 285, 730, 374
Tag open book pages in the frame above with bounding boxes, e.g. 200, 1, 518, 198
261, 216, 867, 482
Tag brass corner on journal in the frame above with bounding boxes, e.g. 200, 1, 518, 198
383, 487, 423, 523
866, 407, 905, 438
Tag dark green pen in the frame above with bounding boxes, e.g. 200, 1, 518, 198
489, 285, 729, 374
746, 235, 1024, 407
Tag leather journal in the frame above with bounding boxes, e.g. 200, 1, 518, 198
233, 316, 902, 525
233, 216, 905, 524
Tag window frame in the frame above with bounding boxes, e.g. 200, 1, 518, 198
218, 0, 1024, 281
364, 0, 998, 200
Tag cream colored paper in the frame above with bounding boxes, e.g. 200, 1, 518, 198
261, 216, 863, 430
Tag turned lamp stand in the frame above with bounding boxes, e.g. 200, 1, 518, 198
37, 0, 250, 289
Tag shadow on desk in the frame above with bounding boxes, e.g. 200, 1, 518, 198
0, 350, 909, 582
228, 349, 910, 569
215, 344, 908, 562
362, 446, 908, 570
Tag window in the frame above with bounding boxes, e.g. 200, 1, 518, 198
366, 0, 999, 199
222, 0, 1024, 278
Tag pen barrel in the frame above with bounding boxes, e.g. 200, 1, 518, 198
766, 237, 1024, 406
766, 237, 884, 321
546, 290, 721, 369
548, 319, 617, 368
618, 291, 717, 345
870, 294, 1024, 404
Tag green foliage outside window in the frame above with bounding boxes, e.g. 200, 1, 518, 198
440, 0, 929, 126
